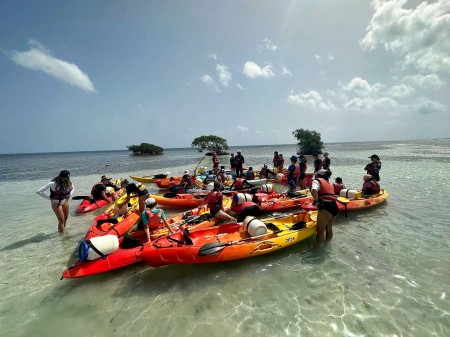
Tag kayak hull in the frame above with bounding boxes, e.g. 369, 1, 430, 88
139, 211, 317, 267
301, 189, 389, 211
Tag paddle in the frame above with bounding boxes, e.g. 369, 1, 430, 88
96, 218, 119, 227
193, 155, 206, 176
198, 220, 307, 256
336, 196, 350, 217
163, 192, 178, 198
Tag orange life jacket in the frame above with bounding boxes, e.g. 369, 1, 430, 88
205, 191, 222, 210
145, 209, 163, 229
316, 178, 336, 201
235, 178, 244, 190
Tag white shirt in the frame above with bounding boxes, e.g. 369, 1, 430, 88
36, 181, 74, 203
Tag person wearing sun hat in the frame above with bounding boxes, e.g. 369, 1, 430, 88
141, 197, 173, 243
36, 170, 74, 233
180, 170, 192, 189
364, 154, 382, 181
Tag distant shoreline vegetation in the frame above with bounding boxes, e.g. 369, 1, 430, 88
127, 143, 164, 155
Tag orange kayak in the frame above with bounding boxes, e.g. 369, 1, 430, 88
231, 191, 313, 213
300, 189, 389, 212
139, 211, 317, 267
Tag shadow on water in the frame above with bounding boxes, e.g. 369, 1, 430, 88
0, 232, 59, 251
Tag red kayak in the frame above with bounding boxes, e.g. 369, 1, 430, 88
76, 197, 112, 213
271, 172, 314, 188
61, 207, 218, 278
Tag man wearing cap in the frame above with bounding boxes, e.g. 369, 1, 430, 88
141, 197, 173, 243
235, 150, 245, 176
365, 154, 382, 181
90, 175, 116, 203
287, 155, 300, 193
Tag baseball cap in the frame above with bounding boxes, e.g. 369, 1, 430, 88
59, 170, 70, 178
101, 175, 112, 181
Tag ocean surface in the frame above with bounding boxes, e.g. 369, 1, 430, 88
0, 140, 449, 337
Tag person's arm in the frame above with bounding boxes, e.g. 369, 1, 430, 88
36, 181, 55, 200
310, 180, 320, 204
161, 215, 174, 234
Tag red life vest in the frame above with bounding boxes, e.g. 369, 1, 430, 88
333, 183, 344, 195
145, 209, 163, 229
316, 178, 336, 201
235, 178, 244, 190
292, 163, 300, 178
363, 181, 380, 194
205, 191, 222, 210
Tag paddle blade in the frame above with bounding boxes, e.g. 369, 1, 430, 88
290, 221, 306, 230
163, 192, 178, 198
96, 218, 119, 227
337, 197, 350, 203
198, 242, 228, 256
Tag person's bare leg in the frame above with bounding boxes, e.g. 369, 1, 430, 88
52, 204, 65, 233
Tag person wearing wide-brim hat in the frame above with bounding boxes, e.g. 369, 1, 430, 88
364, 154, 382, 181
36, 170, 74, 233
362, 174, 381, 197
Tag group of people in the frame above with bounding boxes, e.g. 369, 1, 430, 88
37, 152, 383, 248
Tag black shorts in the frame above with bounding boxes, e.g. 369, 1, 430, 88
210, 208, 220, 217
299, 172, 305, 180
319, 200, 339, 216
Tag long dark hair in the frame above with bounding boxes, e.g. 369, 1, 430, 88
52, 175, 73, 191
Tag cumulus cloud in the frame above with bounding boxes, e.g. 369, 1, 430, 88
287, 90, 336, 111
361, 0, 450, 74
236, 125, 249, 133
389, 84, 415, 98
200, 74, 219, 92
413, 96, 446, 114
237, 83, 246, 90
339, 77, 383, 97
216, 64, 232, 87
9, 40, 95, 92
260, 38, 278, 51
243, 61, 275, 78
402, 73, 445, 91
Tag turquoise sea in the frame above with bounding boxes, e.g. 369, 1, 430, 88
0, 140, 449, 337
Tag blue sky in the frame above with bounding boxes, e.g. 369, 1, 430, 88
0, 0, 449, 154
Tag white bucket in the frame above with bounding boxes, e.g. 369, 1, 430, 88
106, 186, 115, 194
339, 189, 362, 199
276, 173, 284, 180
260, 183, 273, 193
243, 216, 267, 237
233, 193, 253, 205
80, 235, 119, 261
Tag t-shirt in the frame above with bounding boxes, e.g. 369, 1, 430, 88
92, 184, 106, 200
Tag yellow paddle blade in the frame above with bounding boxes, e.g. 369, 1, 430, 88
337, 196, 350, 203
309, 211, 317, 222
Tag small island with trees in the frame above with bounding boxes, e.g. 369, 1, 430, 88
191, 135, 229, 155
126, 129, 324, 157
127, 143, 164, 155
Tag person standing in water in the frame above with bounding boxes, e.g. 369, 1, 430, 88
36, 170, 74, 233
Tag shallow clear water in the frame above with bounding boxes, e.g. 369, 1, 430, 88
0, 140, 449, 337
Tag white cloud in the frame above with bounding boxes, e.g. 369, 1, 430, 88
287, 90, 336, 111
237, 83, 246, 90
9, 40, 95, 92
208, 53, 218, 60
200, 74, 219, 92
243, 61, 275, 78
389, 84, 415, 98
315, 54, 321, 60
339, 77, 384, 97
260, 38, 278, 51
216, 64, 232, 87
328, 54, 335, 60
361, 0, 450, 74
343, 96, 398, 112
402, 73, 445, 91
236, 125, 249, 133
280, 66, 292, 77
413, 96, 446, 114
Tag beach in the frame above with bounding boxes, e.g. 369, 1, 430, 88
0, 140, 449, 337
